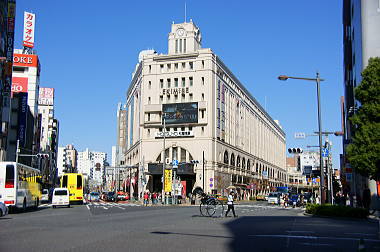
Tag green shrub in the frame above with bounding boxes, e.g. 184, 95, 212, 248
306, 203, 369, 218
249, 196, 256, 201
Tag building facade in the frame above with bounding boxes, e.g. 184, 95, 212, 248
123, 21, 286, 198
342, 0, 380, 201
115, 102, 127, 166
0, 0, 16, 161
77, 148, 107, 187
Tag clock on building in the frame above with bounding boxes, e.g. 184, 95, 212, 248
176, 28, 185, 37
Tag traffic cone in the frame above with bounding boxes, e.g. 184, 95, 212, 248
358, 238, 366, 251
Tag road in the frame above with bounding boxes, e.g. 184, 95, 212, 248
0, 201, 379, 251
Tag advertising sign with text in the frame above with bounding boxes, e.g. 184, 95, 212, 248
38, 87, 54, 105
17, 93, 28, 147
11, 77, 28, 94
163, 102, 198, 124
13, 54, 38, 67
23, 12, 35, 48
164, 169, 172, 193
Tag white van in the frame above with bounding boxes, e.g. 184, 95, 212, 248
41, 189, 49, 203
52, 188, 70, 208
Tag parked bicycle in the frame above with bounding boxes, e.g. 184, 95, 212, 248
193, 187, 224, 217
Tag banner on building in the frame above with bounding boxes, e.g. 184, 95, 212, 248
164, 169, 172, 192
17, 92, 28, 147
23, 12, 35, 48
163, 102, 198, 124
38, 87, 54, 105
11, 77, 28, 94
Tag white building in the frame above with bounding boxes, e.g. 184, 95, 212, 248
123, 20, 286, 198
77, 148, 107, 186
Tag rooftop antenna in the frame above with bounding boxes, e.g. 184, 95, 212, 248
184, 2, 187, 23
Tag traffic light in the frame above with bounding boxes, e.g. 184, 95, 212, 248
288, 148, 303, 154
37, 153, 49, 159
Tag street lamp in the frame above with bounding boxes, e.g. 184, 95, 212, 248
278, 72, 325, 204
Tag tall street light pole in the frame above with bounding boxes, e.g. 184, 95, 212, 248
162, 113, 166, 204
278, 72, 325, 204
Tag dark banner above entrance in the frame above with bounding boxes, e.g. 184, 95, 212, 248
163, 102, 198, 124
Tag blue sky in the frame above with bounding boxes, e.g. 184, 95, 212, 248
14, 0, 344, 168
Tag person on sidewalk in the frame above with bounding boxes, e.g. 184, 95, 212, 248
225, 191, 238, 218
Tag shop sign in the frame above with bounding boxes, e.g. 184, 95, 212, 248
155, 130, 194, 138
162, 87, 189, 96
13, 54, 38, 67
23, 12, 36, 48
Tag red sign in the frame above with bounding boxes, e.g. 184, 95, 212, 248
13, 54, 38, 67
38, 88, 54, 105
23, 12, 36, 48
11, 77, 28, 94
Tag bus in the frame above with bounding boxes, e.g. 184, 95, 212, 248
0, 162, 42, 210
60, 173, 84, 204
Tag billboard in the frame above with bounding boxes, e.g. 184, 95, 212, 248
162, 102, 198, 124
11, 77, 28, 94
23, 12, 35, 48
13, 54, 38, 67
38, 87, 54, 105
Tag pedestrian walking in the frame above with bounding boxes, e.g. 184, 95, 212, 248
152, 192, 157, 205
225, 191, 238, 218
143, 192, 149, 206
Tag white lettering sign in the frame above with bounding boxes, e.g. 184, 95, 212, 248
155, 131, 194, 138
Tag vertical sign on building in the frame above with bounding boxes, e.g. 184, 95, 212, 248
17, 93, 28, 147
23, 12, 35, 48
216, 80, 221, 138
221, 83, 225, 140
4, 0, 16, 95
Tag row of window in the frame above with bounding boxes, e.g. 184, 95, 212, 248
148, 60, 206, 74
223, 150, 286, 181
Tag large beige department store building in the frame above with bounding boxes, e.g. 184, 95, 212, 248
124, 20, 286, 197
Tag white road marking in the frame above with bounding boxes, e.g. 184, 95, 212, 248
86, 205, 90, 210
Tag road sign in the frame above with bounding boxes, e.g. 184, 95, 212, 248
322, 148, 329, 157
172, 160, 179, 168
294, 132, 306, 139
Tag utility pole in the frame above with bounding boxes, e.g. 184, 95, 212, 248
162, 113, 166, 204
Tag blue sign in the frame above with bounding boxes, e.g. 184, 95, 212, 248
322, 148, 329, 157
172, 160, 179, 167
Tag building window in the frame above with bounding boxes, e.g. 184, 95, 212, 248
160, 95, 163, 104
184, 39, 186, 53
189, 62, 193, 70
147, 113, 151, 121
173, 127, 177, 131
147, 129, 150, 136
181, 127, 185, 131
182, 62, 186, 70
189, 93, 193, 101
148, 81, 151, 89
167, 78, 171, 88
202, 93, 204, 101
182, 77, 185, 87
179, 39, 182, 53
167, 64, 171, 71
201, 110, 205, 119
175, 40, 178, 53
189, 126, 193, 131
202, 60, 205, 68
174, 78, 178, 87
189, 77, 193, 86
181, 148, 186, 161
201, 127, 204, 133
230, 153, 235, 166
160, 64, 164, 73
175, 63, 178, 70
149, 65, 152, 73
148, 97, 151, 104
159, 128, 162, 132
160, 79, 164, 88
201, 77, 205, 85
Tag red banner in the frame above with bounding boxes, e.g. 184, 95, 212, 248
11, 77, 28, 94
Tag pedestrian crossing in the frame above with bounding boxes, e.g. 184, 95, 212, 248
88, 202, 141, 210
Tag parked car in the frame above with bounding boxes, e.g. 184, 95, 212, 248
41, 189, 49, 203
267, 192, 281, 205
52, 188, 70, 208
0, 202, 8, 217
105, 192, 117, 202
88, 192, 100, 202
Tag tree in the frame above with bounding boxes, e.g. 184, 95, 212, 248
347, 57, 380, 180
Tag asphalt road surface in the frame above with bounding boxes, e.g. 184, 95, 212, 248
1, 201, 379, 252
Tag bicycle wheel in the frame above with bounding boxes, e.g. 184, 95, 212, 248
207, 200, 224, 217
200, 202, 208, 216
